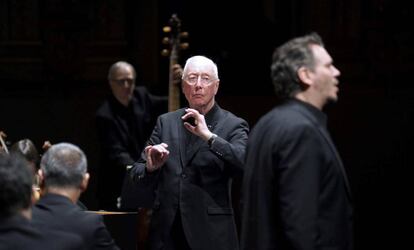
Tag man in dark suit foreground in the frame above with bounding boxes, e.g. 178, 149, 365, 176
240, 33, 353, 250
0, 153, 85, 250
32, 143, 119, 250
129, 55, 249, 250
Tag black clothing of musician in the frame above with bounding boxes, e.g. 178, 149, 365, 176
96, 84, 167, 210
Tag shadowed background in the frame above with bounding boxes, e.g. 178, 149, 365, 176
1, 0, 412, 249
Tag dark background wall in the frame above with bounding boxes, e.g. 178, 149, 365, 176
1, 0, 412, 249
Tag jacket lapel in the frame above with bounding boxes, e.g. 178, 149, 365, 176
185, 135, 203, 166
316, 124, 353, 200
292, 101, 353, 201
177, 111, 188, 169
181, 105, 221, 167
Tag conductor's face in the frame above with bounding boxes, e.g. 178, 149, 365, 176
109, 66, 135, 107
182, 62, 219, 112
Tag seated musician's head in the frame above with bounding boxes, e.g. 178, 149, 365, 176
0, 153, 34, 219
38, 143, 90, 203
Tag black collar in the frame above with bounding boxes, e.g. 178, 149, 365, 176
289, 98, 327, 128
204, 103, 220, 129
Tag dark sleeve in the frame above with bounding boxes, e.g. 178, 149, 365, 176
128, 115, 164, 183
96, 115, 134, 167
136, 87, 168, 140
44, 230, 87, 250
277, 124, 323, 250
147, 91, 168, 117
92, 214, 120, 250
209, 117, 249, 175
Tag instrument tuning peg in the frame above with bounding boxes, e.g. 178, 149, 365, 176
163, 26, 171, 33
162, 37, 170, 45
180, 32, 189, 39
161, 49, 170, 57
180, 43, 189, 50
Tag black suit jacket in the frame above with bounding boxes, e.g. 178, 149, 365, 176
96, 86, 167, 209
241, 99, 353, 250
32, 193, 119, 250
130, 104, 249, 250
0, 214, 85, 250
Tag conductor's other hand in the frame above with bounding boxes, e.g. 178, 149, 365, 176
172, 64, 183, 85
145, 143, 169, 172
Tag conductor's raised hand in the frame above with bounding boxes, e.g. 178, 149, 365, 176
181, 108, 213, 141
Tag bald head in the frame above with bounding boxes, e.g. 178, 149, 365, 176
107, 61, 136, 106
108, 61, 136, 81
